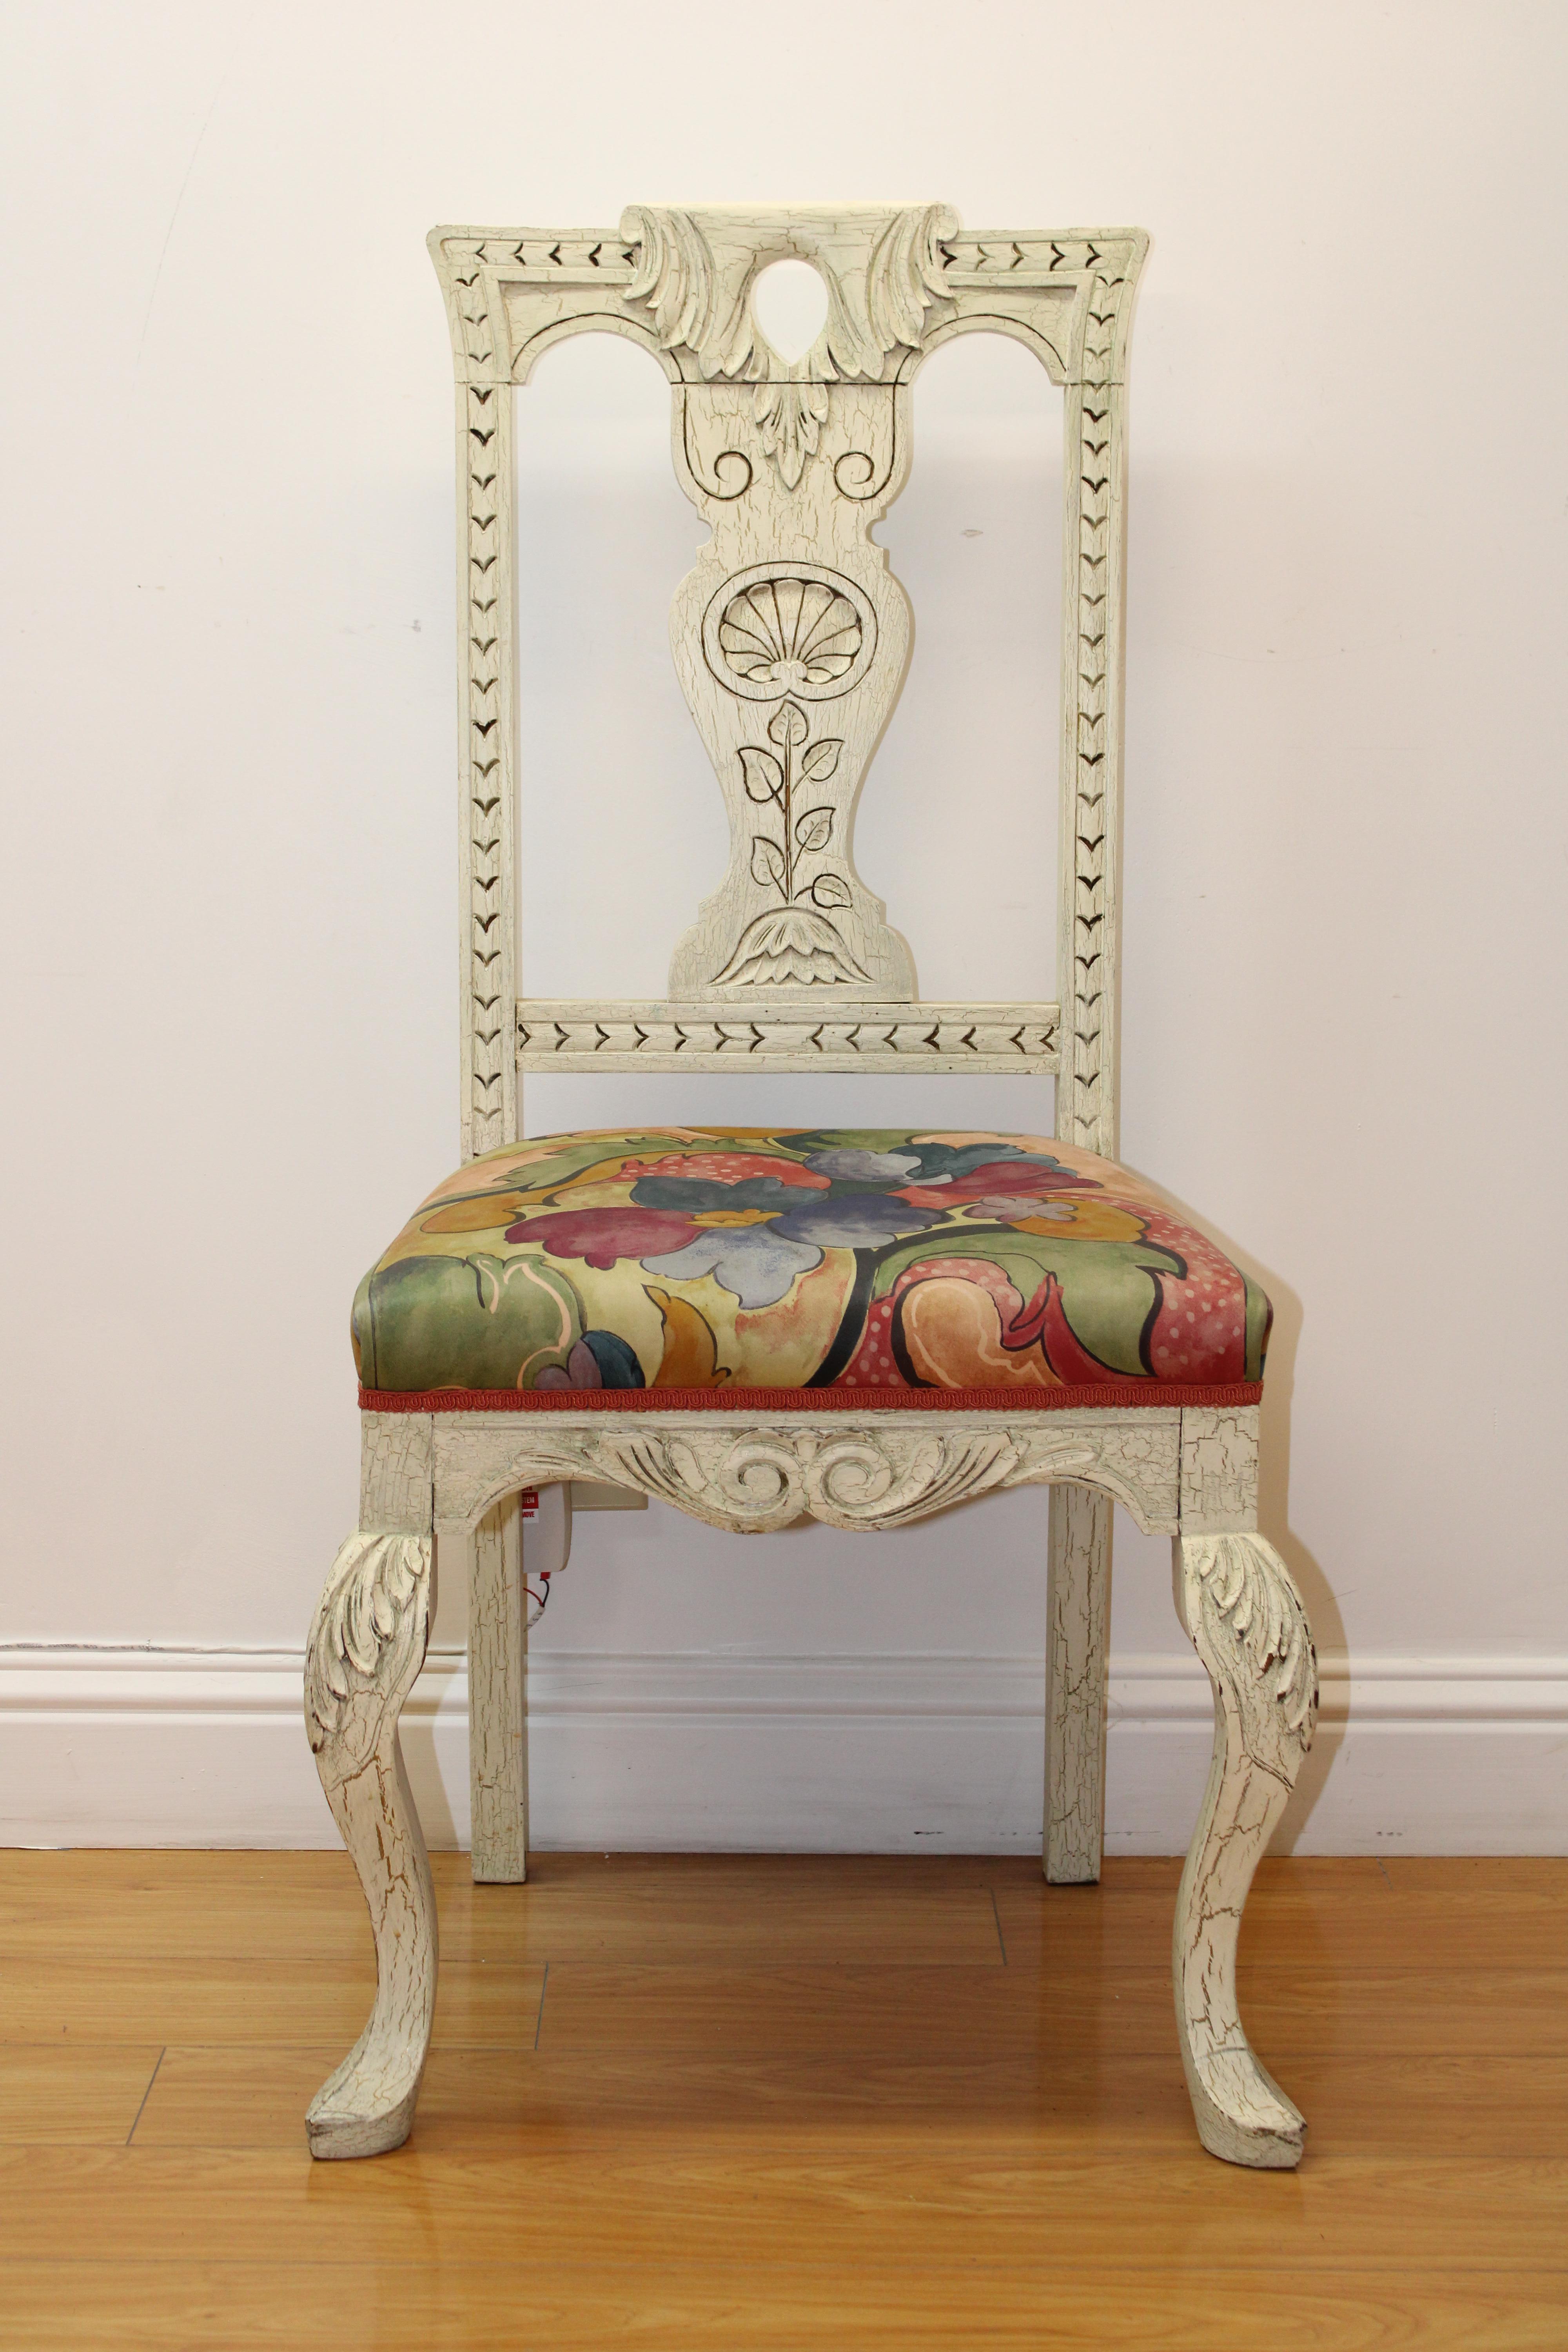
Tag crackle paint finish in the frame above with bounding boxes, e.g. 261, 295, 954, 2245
303, 205, 1319, 2176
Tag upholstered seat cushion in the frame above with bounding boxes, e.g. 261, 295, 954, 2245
353, 1127, 1269, 1410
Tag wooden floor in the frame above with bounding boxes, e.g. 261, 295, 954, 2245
1, 1853, 1565, 2348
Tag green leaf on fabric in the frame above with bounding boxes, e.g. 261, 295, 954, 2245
352, 1252, 584, 1392
867, 1229, 1183, 1380
784, 1129, 918, 1154
474, 1134, 693, 1194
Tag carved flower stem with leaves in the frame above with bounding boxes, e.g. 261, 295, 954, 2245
711, 697, 869, 985
741, 699, 848, 916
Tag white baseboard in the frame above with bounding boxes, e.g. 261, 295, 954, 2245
3, 1646, 1566, 1854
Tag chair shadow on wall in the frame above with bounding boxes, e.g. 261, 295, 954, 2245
390, 1661, 462, 1854
1123, 1166, 1345, 1851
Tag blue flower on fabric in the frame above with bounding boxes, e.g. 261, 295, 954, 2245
774, 1193, 944, 1249
633, 1175, 947, 1308
788, 1136, 1089, 1201
641, 1224, 825, 1310
802, 1147, 923, 1184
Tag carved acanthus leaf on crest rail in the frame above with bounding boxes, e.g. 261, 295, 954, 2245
621, 203, 956, 486
621, 203, 956, 384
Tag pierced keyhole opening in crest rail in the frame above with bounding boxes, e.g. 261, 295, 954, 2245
750, 260, 829, 365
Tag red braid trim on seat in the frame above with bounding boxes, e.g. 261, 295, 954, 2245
358, 1381, 1263, 1415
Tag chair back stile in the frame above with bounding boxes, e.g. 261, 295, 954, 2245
428, 208, 1147, 1164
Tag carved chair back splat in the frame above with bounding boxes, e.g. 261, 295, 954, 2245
302, 205, 1321, 2178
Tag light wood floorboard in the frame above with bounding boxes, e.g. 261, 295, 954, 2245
2, 1853, 1565, 2347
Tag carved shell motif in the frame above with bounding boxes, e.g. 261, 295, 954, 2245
704, 562, 877, 704
719, 577, 863, 690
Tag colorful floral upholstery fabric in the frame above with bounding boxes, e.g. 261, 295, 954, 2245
353, 1128, 1269, 1409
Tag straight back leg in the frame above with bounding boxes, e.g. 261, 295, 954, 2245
1044, 1483, 1112, 1882
466, 1492, 528, 1884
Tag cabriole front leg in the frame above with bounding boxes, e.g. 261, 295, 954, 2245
1172, 1532, 1318, 2169
304, 1530, 437, 2159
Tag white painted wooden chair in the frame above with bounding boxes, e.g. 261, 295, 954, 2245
304, 206, 1317, 2168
